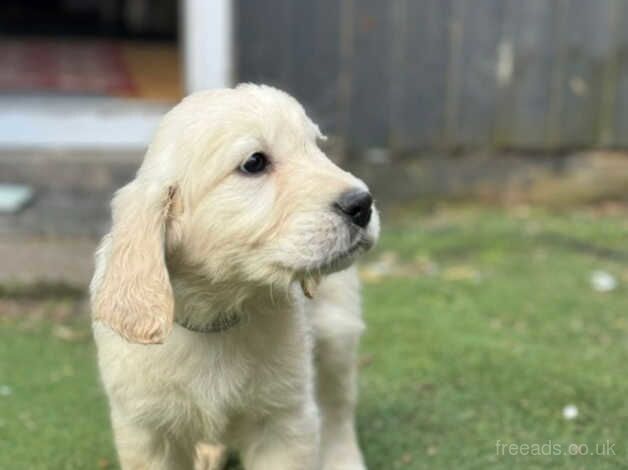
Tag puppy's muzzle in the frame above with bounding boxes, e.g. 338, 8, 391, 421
334, 189, 373, 228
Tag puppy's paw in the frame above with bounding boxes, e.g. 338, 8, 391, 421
323, 463, 366, 470
195, 443, 228, 470
322, 454, 366, 470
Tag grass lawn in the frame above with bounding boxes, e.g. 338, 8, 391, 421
2, 204, 628, 469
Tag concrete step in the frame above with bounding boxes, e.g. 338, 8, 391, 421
0, 149, 141, 288
0, 149, 141, 237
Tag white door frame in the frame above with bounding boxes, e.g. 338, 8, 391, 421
182, 0, 233, 93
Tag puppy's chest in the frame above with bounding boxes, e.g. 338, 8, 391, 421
151, 324, 312, 435
195, 327, 311, 402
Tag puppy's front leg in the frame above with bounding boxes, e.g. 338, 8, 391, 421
111, 413, 195, 470
240, 404, 321, 470
316, 333, 366, 470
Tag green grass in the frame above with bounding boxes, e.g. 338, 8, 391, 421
2, 205, 628, 469
0, 314, 113, 469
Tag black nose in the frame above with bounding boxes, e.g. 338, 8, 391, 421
335, 190, 373, 228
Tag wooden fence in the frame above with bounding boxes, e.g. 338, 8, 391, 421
236, 0, 628, 151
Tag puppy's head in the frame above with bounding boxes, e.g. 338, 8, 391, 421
91, 84, 379, 343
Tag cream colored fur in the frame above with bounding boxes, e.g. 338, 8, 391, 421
91, 84, 380, 470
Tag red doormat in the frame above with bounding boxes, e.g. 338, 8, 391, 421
0, 39, 136, 96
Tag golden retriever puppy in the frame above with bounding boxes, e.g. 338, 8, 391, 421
90, 84, 380, 470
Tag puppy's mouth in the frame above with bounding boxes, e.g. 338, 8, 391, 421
308, 235, 373, 276
328, 237, 371, 268
299, 238, 370, 299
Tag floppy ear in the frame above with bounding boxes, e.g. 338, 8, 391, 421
91, 180, 178, 344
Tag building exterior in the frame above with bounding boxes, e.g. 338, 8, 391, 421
2, 0, 628, 153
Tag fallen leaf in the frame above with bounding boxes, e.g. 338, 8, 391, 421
442, 265, 481, 282
52, 325, 89, 342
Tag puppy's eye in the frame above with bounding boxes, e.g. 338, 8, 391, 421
239, 152, 269, 175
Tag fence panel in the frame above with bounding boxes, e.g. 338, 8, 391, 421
236, 0, 628, 151
393, 0, 453, 150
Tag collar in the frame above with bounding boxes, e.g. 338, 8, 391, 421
174, 313, 241, 334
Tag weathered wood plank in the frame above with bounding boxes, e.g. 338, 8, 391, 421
454, 0, 505, 147
556, 0, 612, 147
610, 0, 628, 146
496, 0, 559, 149
288, 0, 342, 133
235, 0, 293, 87
347, 0, 393, 148
393, 0, 453, 150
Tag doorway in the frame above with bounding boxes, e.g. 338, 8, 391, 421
0, 0, 182, 101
